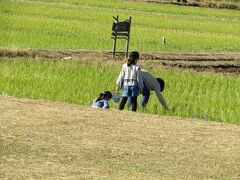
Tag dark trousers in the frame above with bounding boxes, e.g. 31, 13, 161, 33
119, 96, 138, 112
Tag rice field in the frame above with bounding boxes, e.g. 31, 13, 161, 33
0, 58, 239, 124
1, 0, 240, 52
0, 0, 239, 123
1, 1, 240, 179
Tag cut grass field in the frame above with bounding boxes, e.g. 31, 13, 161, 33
1, 0, 240, 52
1, 96, 240, 178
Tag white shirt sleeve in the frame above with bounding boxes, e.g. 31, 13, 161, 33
116, 65, 124, 90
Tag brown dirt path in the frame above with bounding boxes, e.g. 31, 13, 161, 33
0, 96, 240, 178
1, 48, 240, 74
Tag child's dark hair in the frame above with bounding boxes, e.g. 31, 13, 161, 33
156, 78, 165, 92
96, 91, 112, 102
127, 51, 139, 66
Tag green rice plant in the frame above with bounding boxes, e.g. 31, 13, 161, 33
0, 0, 240, 52
0, 58, 239, 124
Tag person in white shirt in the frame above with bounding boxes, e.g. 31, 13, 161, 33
116, 51, 143, 112
128, 69, 168, 110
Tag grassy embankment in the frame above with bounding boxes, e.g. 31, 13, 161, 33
1, 96, 240, 179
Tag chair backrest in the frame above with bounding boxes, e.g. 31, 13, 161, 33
112, 22, 130, 33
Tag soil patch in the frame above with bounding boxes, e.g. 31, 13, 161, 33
0, 48, 240, 74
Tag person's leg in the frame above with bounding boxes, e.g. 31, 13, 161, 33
119, 97, 128, 110
127, 96, 132, 109
141, 82, 150, 107
119, 86, 130, 110
130, 86, 139, 112
131, 96, 138, 112
127, 86, 134, 109
141, 95, 150, 107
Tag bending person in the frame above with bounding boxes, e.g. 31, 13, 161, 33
128, 69, 168, 110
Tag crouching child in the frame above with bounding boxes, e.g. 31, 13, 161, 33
92, 91, 112, 109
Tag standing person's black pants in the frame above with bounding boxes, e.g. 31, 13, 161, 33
119, 96, 138, 112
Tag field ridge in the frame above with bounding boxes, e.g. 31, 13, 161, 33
0, 96, 240, 178
1, 48, 240, 74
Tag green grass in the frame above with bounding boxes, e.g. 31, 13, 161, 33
1, 0, 240, 52
0, 57, 239, 124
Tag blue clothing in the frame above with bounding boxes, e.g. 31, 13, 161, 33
122, 85, 139, 97
128, 81, 150, 107
92, 99, 110, 109
141, 81, 150, 106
